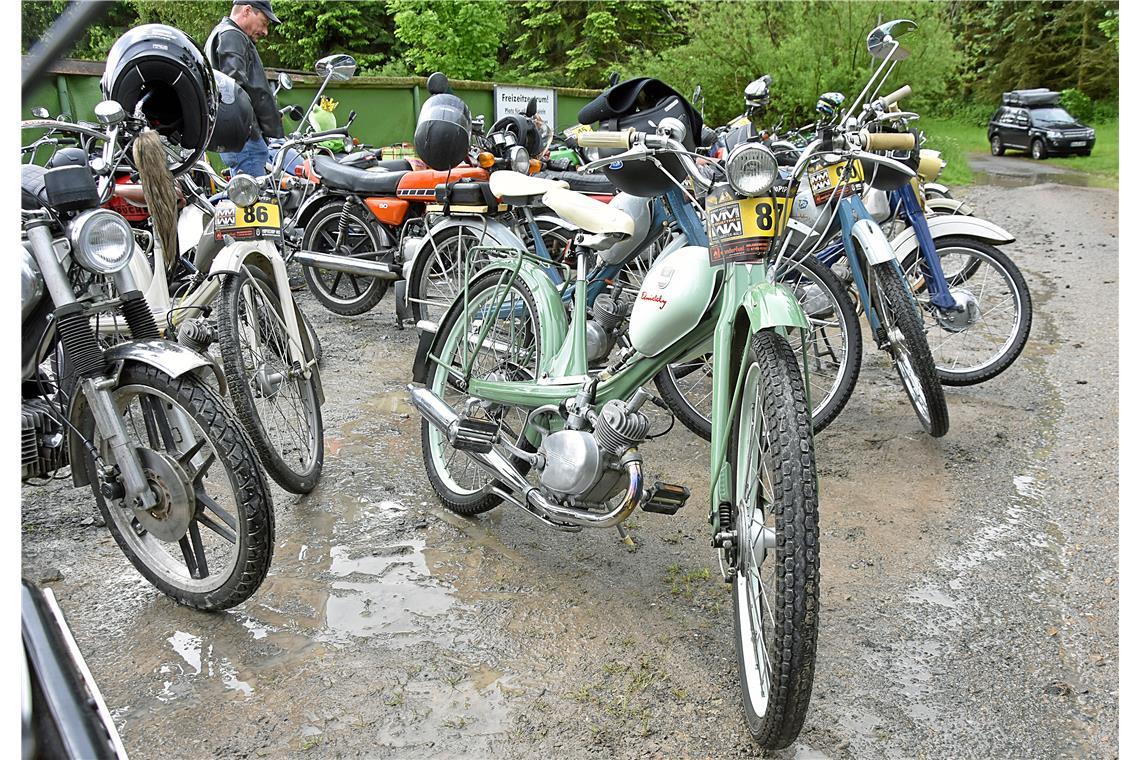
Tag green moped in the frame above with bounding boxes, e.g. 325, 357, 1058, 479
408, 126, 818, 748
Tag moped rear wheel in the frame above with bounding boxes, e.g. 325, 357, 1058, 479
300, 202, 390, 316
728, 329, 819, 749
421, 271, 541, 514
871, 261, 949, 437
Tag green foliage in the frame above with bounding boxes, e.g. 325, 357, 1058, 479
1060, 88, 1095, 123
505, 1, 691, 89
260, 1, 395, 72
389, 0, 507, 80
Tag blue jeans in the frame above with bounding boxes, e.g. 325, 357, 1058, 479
219, 138, 270, 177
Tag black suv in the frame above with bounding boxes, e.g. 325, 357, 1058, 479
988, 89, 1095, 159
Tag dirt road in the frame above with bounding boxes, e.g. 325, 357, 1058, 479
22, 170, 1118, 758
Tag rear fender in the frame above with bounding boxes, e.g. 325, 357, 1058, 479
925, 197, 974, 216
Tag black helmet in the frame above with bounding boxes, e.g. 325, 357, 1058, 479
414, 76, 471, 171
102, 24, 217, 176
209, 70, 256, 153
45, 147, 90, 169
489, 113, 541, 157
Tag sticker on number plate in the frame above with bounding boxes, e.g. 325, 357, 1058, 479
806, 159, 864, 205
214, 200, 282, 241
704, 183, 790, 265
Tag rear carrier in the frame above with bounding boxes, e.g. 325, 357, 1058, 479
1001, 89, 1060, 107
425, 178, 504, 215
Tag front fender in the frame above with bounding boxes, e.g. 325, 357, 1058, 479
412, 257, 568, 385
740, 281, 811, 333
890, 214, 1015, 262
851, 218, 897, 266
69, 339, 226, 486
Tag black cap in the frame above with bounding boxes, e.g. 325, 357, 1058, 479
235, 0, 280, 24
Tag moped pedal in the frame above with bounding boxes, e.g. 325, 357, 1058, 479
640, 481, 690, 515
452, 417, 498, 453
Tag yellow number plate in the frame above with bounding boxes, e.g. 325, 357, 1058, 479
705, 184, 790, 265
807, 159, 864, 203
214, 200, 282, 241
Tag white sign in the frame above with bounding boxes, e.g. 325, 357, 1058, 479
494, 85, 557, 129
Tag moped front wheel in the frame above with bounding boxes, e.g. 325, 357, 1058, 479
421, 271, 542, 514
216, 267, 325, 493
871, 261, 949, 437
728, 329, 819, 749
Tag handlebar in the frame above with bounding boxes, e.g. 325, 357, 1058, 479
878, 85, 911, 108
576, 129, 635, 149
859, 130, 916, 151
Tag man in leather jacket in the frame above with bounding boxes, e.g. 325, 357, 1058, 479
205, 1, 283, 176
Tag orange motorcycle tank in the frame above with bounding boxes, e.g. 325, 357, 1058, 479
396, 166, 488, 202
364, 197, 410, 226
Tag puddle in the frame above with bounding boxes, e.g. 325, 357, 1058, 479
157, 630, 254, 702
966, 153, 1116, 189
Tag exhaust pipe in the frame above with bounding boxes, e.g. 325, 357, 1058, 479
408, 384, 644, 529
293, 250, 401, 280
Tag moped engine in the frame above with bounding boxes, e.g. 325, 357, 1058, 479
537, 392, 651, 504
22, 399, 68, 480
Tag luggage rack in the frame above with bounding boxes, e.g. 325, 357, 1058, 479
1001, 89, 1060, 107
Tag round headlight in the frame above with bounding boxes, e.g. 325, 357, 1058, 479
68, 209, 133, 274
227, 174, 260, 207
726, 143, 778, 196
509, 145, 531, 174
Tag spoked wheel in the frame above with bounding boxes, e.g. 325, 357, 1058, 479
300, 202, 390, 316
728, 330, 819, 749
86, 362, 274, 611
870, 261, 949, 437
655, 254, 861, 437
902, 237, 1032, 386
421, 271, 541, 515
216, 267, 324, 493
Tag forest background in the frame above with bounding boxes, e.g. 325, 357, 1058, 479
22, 0, 1120, 183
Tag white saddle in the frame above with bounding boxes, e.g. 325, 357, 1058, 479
488, 171, 568, 201
541, 186, 635, 238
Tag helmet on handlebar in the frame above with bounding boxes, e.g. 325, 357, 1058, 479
101, 24, 217, 176
210, 70, 257, 153
578, 77, 703, 196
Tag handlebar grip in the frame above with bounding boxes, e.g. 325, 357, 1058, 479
861, 130, 916, 151
307, 127, 350, 141
881, 85, 912, 107
576, 129, 635, 149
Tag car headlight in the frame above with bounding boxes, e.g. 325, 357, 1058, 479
68, 209, 133, 274
1047, 130, 1063, 139
1087, 129, 1096, 139
725, 143, 778, 196
227, 174, 260, 207
508, 145, 531, 174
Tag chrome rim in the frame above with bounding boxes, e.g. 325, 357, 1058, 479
734, 360, 777, 717
306, 212, 384, 305
99, 383, 242, 593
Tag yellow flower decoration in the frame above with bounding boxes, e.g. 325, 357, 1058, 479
319, 96, 339, 112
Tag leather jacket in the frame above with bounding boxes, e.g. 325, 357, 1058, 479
205, 18, 283, 141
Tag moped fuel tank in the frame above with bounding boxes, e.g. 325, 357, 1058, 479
628, 245, 718, 357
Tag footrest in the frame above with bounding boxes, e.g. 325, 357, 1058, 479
640, 481, 690, 515
452, 417, 498, 453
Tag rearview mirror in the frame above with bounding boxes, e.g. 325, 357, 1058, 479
31, 106, 49, 118
284, 105, 304, 121
94, 100, 125, 125
277, 72, 293, 90
867, 18, 918, 61
315, 54, 356, 82
607, 71, 620, 88
426, 72, 450, 95
525, 97, 537, 118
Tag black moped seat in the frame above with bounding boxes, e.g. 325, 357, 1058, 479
535, 170, 615, 194
22, 165, 48, 209
313, 155, 406, 195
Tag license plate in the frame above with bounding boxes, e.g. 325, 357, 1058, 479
705, 184, 790, 265
1071, 141, 1087, 147
807, 159, 864, 204
213, 200, 281, 241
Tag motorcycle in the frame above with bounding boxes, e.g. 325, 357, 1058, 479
21, 102, 274, 611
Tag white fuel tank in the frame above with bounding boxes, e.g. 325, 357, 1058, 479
628, 245, 719, 357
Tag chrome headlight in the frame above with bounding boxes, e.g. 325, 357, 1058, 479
68, 209, 132, 274
1047, 130, 1062, 139
726, 143, 778, 196
227, 174, 260, 207
508, 145, 530, 174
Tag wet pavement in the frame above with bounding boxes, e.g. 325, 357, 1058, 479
21, 178, 1118, 758
966, 151, 1117, 189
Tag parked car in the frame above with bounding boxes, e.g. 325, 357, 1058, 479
988, 89, 1096, 159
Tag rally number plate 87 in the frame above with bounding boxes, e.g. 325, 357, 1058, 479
705, 183, 790, 265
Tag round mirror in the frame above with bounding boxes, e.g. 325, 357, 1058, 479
31, 107, 49, 119
278, 72, 293, 90
426, 72, 450, 95
867, 19, 918, 61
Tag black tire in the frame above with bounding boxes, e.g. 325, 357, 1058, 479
216, 267, 325, 493
990, 134, 1005, 156
924, 186, 952, 200
1078, 149, 1092, 157
871, 261, 950, 437
902, 237, 1032, 386
1031, 139, 1048, 160
84, 362, 274, 611
421, 271, 542, 515
300, 201, 390, 316
654, 255, 862, 437
728, 330, 819, 749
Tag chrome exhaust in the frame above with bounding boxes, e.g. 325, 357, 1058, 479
407, 385, 645, 529
293, 250, 401, 280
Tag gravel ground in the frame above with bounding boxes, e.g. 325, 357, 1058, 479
22, 167, 1117, 758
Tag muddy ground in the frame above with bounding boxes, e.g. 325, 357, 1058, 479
22, 160, 1118, 759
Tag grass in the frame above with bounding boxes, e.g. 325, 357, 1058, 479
918, 115, 1118, 187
